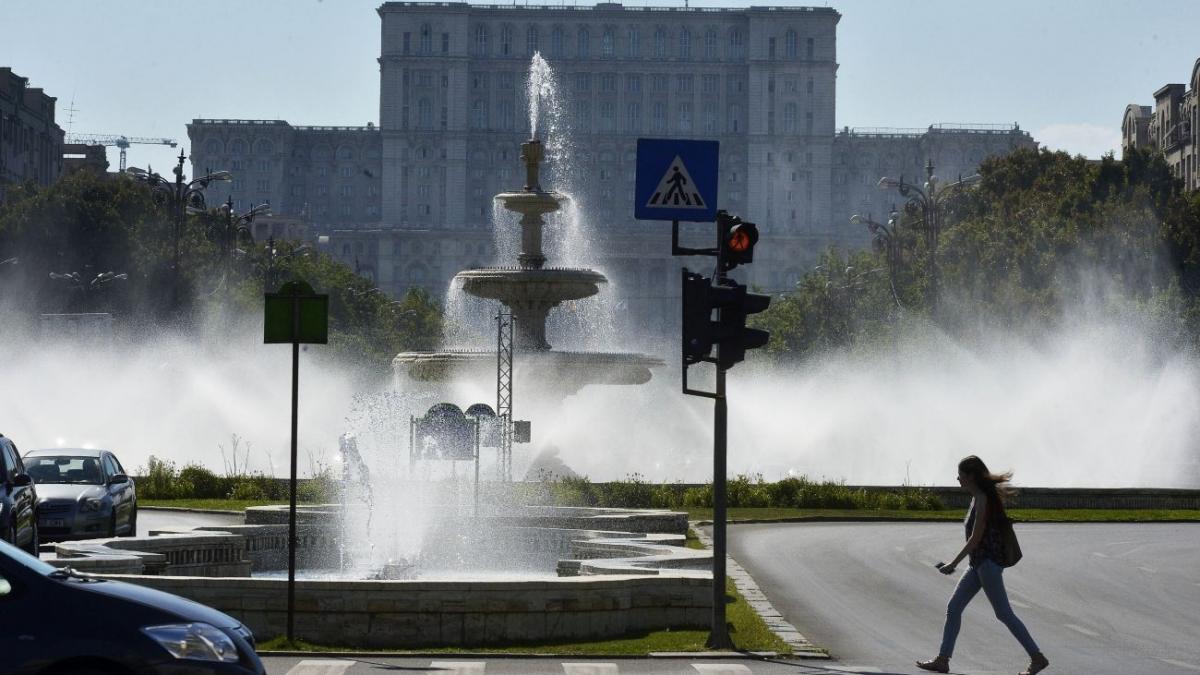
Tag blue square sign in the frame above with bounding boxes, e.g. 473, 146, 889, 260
634, 138, 719, 222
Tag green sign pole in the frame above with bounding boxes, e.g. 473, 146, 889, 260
286, 293, 300, 643
264, 280, 327, 644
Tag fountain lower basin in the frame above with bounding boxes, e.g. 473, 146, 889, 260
51, 504, 711, 648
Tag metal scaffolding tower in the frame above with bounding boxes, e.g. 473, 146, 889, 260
496, 312, 514, 481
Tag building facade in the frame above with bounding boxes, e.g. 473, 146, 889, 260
1123, 57, 1200, 191
187, 119, 383, 228
0, 67, 64, 203
186, 2, 1035, 332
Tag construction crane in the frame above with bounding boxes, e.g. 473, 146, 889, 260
64, 134, 178, 172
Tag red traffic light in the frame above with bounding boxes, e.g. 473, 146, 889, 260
727, 223, 758, 254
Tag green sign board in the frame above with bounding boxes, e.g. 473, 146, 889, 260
264, 280, 329, 344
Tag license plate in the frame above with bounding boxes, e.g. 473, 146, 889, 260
41, 519, 64, 528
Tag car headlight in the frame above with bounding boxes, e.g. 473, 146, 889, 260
79, 498, 105, 513
142, 623, 240, 663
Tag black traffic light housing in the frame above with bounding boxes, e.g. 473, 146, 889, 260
681, 270, 771, 370
717, 210, 760, 272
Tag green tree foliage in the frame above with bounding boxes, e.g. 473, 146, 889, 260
0, 171, 443, 373
752, 147, 1200, 358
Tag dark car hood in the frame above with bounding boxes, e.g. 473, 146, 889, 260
74, 577, 241, 629
36, 483, 105, 501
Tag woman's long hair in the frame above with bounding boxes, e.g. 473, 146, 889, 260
958, 455, 1016, 508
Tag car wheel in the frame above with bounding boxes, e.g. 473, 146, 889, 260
24, 520, 39, 557
106, 512, 117, 538
124, 508, 137, 537
4, 523, 14, 545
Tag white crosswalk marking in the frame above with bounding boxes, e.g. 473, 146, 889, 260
283, 659, 355, 675
1157, 658, 1200, 672
430, 662, 487, 673
821, 666, 884, 673
691, 665, 753, 674
562, 664, 619, 674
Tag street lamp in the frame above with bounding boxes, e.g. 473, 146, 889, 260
877, 158, 979, 318
264, 236, 312, 291
850, 207, 903, 309
211, 196, 270, 266
49, 269, 128, 311
127, 150, 232, 314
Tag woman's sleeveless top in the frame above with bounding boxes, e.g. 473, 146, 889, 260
964, 497, 1005, 567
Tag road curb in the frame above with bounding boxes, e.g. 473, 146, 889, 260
140, 505, 245, 516
692, 525, 830, 660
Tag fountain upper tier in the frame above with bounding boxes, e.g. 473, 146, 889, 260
455, 139, 610, 351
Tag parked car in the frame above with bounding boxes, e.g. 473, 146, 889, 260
0, 538, 266, 674
23, 448, 137, 540
0, 435, 38, 555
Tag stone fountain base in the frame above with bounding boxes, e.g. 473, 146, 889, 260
394, 349, 663, 396
63, 504, 711, 648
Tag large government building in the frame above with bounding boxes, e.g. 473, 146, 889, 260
1123, 57, 1199, 192
0, 67, 64, 204
187, 2, 1034, 335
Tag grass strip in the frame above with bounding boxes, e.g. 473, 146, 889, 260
686, 507, 1200, 523
256, 578, 787, 656
141, 499, 284, 512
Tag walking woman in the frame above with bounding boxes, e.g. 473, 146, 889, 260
917, 456, 1049, 675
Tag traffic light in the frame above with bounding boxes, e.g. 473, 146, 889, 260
717, 210, 760, 272
682, 269, 714, 365
714, 280, 771, 369
681, 270, 771, 370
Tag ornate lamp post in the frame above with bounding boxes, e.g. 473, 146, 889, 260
211, 196, 270, 267
263, 236, 312, 291
877, 158, 979, 318
127, 150, 232, 313
850, 207, 903, 309
49, 269, 128, 311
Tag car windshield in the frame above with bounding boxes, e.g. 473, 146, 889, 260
25, 456, 104, 485
0, 537, 58, 575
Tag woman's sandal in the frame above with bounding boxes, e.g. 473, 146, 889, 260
1020, 652, 1050, 675
916, 656, 950, 673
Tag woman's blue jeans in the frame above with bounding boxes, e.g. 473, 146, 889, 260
939, 559, 1040, 658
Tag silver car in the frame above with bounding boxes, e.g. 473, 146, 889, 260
24, 448, 137, 540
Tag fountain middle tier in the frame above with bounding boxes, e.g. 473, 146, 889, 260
393, 348, 662, 398
456, 266, 606, 351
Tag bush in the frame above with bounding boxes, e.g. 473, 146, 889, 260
178, 463, 230, 499
550, 475, 596, 506
298, 467, 338, 503
682, 484, 713, 508
136, 456, 192, 499
595, 473, 655, 508
542, 474, 944, 512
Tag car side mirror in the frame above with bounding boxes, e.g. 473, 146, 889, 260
108, 473, 129, 485
12, 473, 32, 487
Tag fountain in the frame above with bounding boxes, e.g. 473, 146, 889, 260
394, 55, 662, 397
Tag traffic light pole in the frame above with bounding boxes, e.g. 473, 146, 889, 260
677, 214, 767, 650
708, 361, 730, 649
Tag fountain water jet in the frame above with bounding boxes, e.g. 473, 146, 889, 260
395, 53, 661, 397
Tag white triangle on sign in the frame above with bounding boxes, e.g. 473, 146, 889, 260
645, 155, 707, 209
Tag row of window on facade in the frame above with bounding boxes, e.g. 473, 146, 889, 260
201, 137, 379, 161
455, 99, 813, 136
416, 24, 817, 62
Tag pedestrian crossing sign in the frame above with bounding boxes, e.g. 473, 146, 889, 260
635, 138, 719, 222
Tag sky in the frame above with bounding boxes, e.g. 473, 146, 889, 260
2, 0, 1198, 175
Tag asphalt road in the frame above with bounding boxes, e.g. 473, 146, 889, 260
726, 521, 1200, 675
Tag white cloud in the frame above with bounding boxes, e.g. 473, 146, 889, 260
1035, 123, 1123, 160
